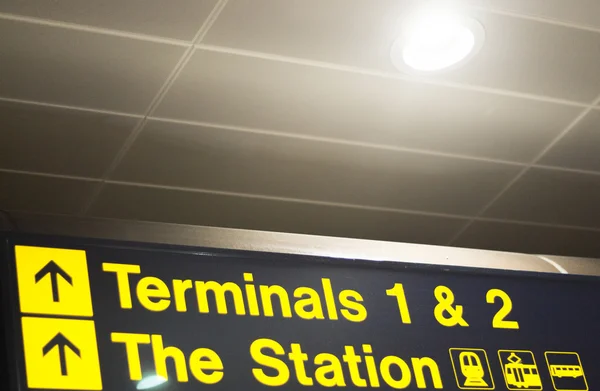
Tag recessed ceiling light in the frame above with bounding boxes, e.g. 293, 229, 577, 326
390, 7, 484, 73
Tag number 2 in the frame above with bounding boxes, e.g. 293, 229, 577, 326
486, 289, 519, 329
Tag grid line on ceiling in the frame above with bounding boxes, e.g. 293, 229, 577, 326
3, 94, 600, 177
78, 0, 231, 216
471, 5, 600, 35
147, 115, 600, 176
0, 12, 189, 46
4, 166, 600, 234
147, 116, 523, 167
0, 12, 598, 109
193, 44, 592, 108
0, 168, 101, 182
0, 96, 144, 118
447, 92, 600, 246
2, 2, 600, 43
103, 179, 600, 233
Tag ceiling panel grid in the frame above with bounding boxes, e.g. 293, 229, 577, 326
1, 0, 600, 256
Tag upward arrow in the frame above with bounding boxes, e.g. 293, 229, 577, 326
43, 333, 81, 376
34, 261, 73, 302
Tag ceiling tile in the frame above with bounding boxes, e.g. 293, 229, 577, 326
205, 0, 600, 101
0, 101, 137, 177
439, 11, 600, 102
484, 168, 600, 228
0, 0, 218, 40
540, 109, 600, 172
0, 171, 98, 215
90, 183, 467, 244
0, 19, 185, 113
472, 0, 600, 30
157, 50, 578, 162
204, 0, 409, 71
112, 120, 520, 215
455, 221, 600, 258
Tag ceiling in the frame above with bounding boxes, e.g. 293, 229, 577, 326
1, 0, 600, 258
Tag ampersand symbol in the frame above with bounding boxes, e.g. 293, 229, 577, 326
434, 285, 469, 327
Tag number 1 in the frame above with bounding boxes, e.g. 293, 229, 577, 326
386, 283, 412, 324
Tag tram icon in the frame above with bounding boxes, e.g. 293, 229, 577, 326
498, 350, 542, 390
449, 348, 495, 390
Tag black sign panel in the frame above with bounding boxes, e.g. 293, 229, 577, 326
2, 234, 599, 391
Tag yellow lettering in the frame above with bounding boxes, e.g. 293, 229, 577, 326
244, 273, 260, 316
195, 281, 246, 315
386, 283, 412, 324
189, 348, 224, 384
362, 345, 380, 387
137, 277, 171, 312
102, 263, 141, 309
339, 290, 367, 322
380, 356, 411, 389
486, 288, 519, 329
289, 343, 313, 386
110, 332, 150, 380
321, 278, 338, 320
293, 287, 325, 320
152, 334, 188, 382
260, 285, 292, 318
411, 357, 443, 389
173, 279, 193, 312
314, 353, 346, 387
250, 338, 290, 386
342, 346, 366, 387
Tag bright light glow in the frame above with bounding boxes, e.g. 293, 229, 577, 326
391, 8, 483, 72
136, 375, 167, 390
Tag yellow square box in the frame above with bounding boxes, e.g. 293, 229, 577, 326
15, 245, 94, 317
545, 351, 588, 391
21, 316, 102, 390
498, 350, 542, 391
449, 348, 495, 390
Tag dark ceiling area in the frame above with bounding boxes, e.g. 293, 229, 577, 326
1, 0, 600, 258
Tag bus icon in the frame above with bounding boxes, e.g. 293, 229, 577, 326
498, 350, 542, 390
549, 364, 582, 378
545, 352, 588, 391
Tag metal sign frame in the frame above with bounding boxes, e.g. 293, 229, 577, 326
2, 212, 600, 276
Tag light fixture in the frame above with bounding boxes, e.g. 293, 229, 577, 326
390, 6, 484, 73
136, 375, 167, 390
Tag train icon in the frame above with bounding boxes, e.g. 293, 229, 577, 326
449, 348, 494, 390
460, 351, 489, 387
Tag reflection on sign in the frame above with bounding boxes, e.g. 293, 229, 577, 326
136, 375, 167, 390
